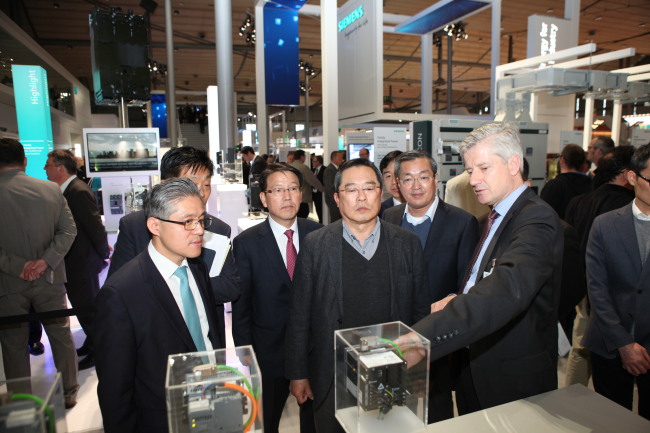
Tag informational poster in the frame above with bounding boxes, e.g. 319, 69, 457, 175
526, 15, 574, 66
373, 127, 407, 169
11, 65, 53, 181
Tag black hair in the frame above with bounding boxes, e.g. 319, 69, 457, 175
630, 143, 650, 175
334, 158, 383, 192
379, 150, 403, 173
160, 146, 214, 179
259, 163, 303, 191
393, 150, 437, 178
0, 138, 25, 168
561, 144, 586, 171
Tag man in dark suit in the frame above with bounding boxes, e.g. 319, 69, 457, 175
241, 145, 267, 186
286, 158, 429, 433
399, 123, 563, 415
383, 150, 478, 422
323, 150, 345, 222
582, 143, 650, 420
108, 147, 239, 343
233, 164, 322, 433
95, 178, 224, 433
312, 154, 325, 223
0, 138, 79, 408
378, 150, 404, 217
45, 149, 110, 370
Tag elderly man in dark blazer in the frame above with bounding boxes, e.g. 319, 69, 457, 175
383, 150, 478, 422
400, 123, 563, 415
582, 143, 650, 420
95, 179, 224, 433
108, 146, 239, 344
286, 158, 429, 433
233, 163, 322, 433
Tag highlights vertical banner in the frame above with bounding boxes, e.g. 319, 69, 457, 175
11, 65, 53, 181
263, 4, 300, 105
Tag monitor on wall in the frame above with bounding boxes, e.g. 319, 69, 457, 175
83, 128, 161, 178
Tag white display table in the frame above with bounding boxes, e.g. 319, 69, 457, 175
237, 216, 266, 234
428, 385, 649, 432
207, 183, 248, 238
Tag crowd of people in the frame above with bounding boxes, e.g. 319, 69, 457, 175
0, 122, 648, 433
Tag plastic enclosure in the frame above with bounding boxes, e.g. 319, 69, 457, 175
0, 373, 68, 433
335, 321, 430, 433
166, 346, 263, 433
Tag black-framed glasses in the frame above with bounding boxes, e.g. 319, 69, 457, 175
636, 172, 650, 184
337, 185, 380, 196
157, 216, 212, 231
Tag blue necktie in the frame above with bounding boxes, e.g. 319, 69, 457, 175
174, 266, 206, 352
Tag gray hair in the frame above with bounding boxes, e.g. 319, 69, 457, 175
334, 158, 384, 192
144, 177, 203, 220
393, 150, 438, 178
459, 123, 524, 172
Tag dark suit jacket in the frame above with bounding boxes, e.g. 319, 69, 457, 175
95, 251, 223, 433
412, 188, 564, 410
232, 218, 323, 374
285, 220, 430, 408
583, 204, 650, 359
63, 177, 109, 280
323, 163, 341, 221
107, 210, 239, 343
540, 172, 592, 219
379, 197, 395, 218
384, 201, 479, 301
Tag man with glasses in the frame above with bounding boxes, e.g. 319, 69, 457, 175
108, 146, 239, 347
587, 136, 615, 168
582, 143, 650, 420
95, 178, 224, 433
383, 150, 478, 422
232, 164, 321, 433
286, 158, 429, 433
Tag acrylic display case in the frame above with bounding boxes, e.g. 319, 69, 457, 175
0, 372, 68, 433
166, 346, 263, 433
335, 321, 430, 433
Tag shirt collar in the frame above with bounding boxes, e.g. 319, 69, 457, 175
148, 241, 189, 281
632, 199, 650, 221
59, 175, 77, 193
267, 215, 299, 237
404, 195, 438, 225
493, 184, 528, 217
342, 217, 381, 244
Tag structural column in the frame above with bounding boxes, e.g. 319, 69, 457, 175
215, 0, 235, 158
164, 0, 177, 146
421, 33, 432, 114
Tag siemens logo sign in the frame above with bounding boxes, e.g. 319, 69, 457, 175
338, 5, 364, 32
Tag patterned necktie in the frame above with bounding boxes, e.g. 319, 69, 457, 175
460, 209, 500, 292
285, 229, 297, 280
174, 266, 206, 352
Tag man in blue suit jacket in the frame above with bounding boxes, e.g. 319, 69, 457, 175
108, 146, 239, 343
383, 150, 478, 422
233, 163, 322, 433
95, 179, 224, 432
583, 143, 650, 420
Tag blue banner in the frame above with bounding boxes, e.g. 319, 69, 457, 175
151, 93, 168, 138
264, 3, 302, 105
11, 65, 53, 181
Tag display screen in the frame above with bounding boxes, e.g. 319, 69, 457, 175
83, 128, 161, 178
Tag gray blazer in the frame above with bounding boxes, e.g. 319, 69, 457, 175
285, 219, 429, 408
583, 203, 650, 358
0, 169, 76, 295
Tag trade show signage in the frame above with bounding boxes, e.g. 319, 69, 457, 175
338, 0, 382, 121
412, 121, 433, 155
527, 15, 574, 67
11, 65, 53, 181
264, 1, 307, 106
373, 127, 407, 170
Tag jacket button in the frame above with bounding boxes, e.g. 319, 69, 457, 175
338, 319, 343, 324
638, 290, 642, 295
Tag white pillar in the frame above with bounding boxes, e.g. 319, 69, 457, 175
490, 0, 501, 116
612, 100, 623, 145
255, 1, 268, 154
321, 0, 338, 165
215, 0, 235, 157
164, 0, 177, 146
583, 96, 595, 151
421, 33, 432, 114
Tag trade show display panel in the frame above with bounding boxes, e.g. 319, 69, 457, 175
335, 321, 430, 433
0, 373, 68, 433
166, 346, 263, 433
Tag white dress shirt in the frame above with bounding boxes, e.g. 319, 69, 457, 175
268, 216, 299, 267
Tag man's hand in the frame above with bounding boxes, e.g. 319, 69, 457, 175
19, 259, 47, 281
290, 379, 314, 404
430, 295, 456, 313
238, 354, 252, 367
618, 343, 650, 376
394, 332, 427, 368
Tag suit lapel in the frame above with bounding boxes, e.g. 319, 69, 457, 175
259, 219, 292, 285
141, 252, 196, 351
328, 222, 344, 317
423, 200, 447, 264
615, 205, 643, 275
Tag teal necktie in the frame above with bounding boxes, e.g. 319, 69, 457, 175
174, 266, 207, 352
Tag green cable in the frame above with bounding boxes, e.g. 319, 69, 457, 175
11, 393, 55, 433
379, 338, 404, 358
216, 365, 258, 398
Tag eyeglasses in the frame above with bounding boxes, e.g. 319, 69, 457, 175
338, 186, 380, 196
400, 175, 433, 187
157, 216, 212, 231
636, 172, 650, 184
264, 186, 300, 195
43, 163, 57, 169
